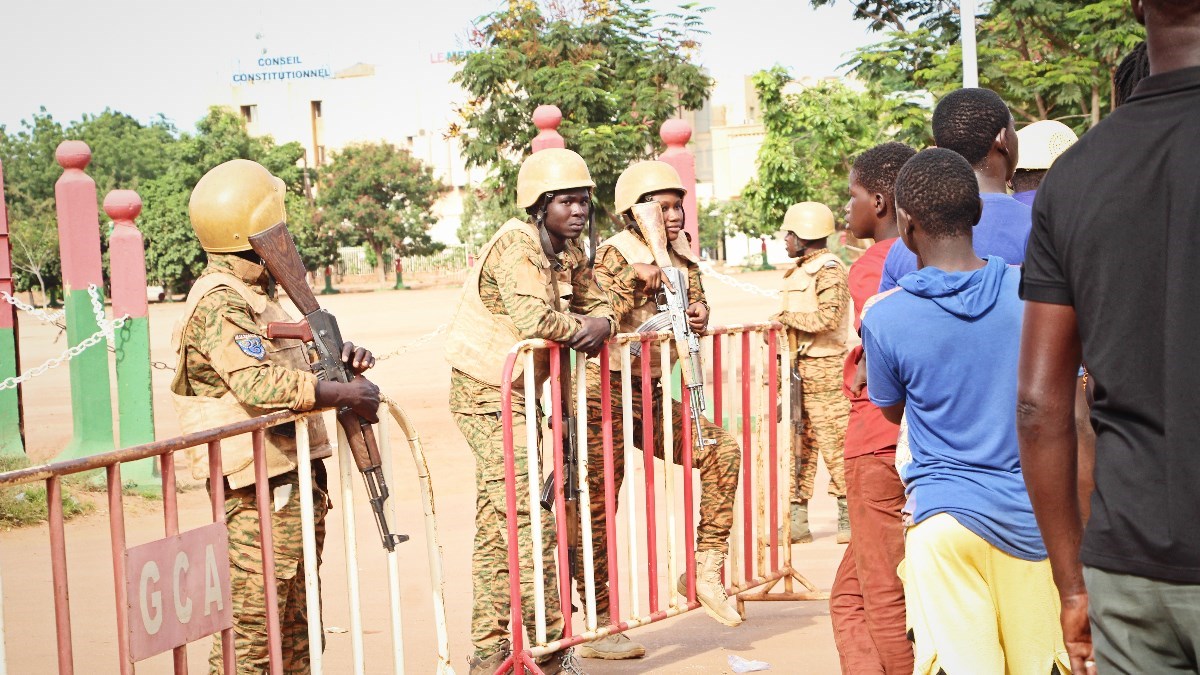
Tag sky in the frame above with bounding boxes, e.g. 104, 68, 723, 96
0, 0, 883, 132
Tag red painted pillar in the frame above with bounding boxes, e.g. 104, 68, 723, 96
0, 158, 24, 455
55, 141, 115, 459
531, 105, 565, 153
658, 119, 699, 256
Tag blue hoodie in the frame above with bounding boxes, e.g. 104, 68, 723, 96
862, 257, 1046, 561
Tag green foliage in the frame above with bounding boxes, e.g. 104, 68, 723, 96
318, 142, 448, 283
0, 457, 93, 528
457, 187, 523, 249
453, 0, 714, 230
737, 67, 923, 239
825, 0, 1143, 130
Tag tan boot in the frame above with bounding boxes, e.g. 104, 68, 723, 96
678, 549, 743, 627
577, 633, 646, 660
468, 639, 511, 675
783, 501, 813, 544
536, 647, 587, 674
836, 496, 851, 545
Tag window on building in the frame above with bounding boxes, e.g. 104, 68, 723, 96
311, 100, 322, 118
317, 145, 327, 165
240, 105, 258, 124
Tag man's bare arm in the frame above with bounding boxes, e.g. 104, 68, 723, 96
1017, 300, 1093, 673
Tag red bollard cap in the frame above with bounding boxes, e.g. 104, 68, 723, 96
55, 140, 92, 170
103, 190, 143, 223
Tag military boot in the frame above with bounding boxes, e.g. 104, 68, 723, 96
785, 501, 813, 544
469, 639, 511, 675
679, 549, 743, 627
837, 496, 851, 545
577, 633, 646, 660
536, 647, 587, 674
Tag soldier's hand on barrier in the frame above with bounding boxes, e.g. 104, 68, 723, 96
631, 263, 673, 293
340, 341, 376, 373
568, 315, 612, 357
686, 301, 709, 333
316, 376, 381, 423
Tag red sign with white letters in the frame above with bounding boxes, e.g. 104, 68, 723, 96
124, 522, 233, 661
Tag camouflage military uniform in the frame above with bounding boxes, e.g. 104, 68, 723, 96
448, 230, 615, 661
776, 250, 851, 503
172, 254, 332, 675
573, 241, 741, 618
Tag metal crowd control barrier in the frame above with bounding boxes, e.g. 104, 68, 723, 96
0, 395, 452, 675
497, 322, 825, 674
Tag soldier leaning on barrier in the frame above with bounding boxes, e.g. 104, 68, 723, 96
773, 203, 852, 545
444, 148, 615, 675
170, 159, 380, 675
570, 161, 743, 662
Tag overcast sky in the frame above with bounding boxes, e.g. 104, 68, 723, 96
0, 0, 882, 131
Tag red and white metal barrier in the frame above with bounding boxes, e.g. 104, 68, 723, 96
0, 396, 452, 675
497, 322, 825, 674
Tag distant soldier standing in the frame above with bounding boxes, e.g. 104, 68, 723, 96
574, 161, 742, 661
171, 159, 380, 674
774, 203, 852, 544
445, 149, 615, 675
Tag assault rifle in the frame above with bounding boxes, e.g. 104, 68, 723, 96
630, 201, 713, 449
536, 228, 581, 583
249, 222, 408, 552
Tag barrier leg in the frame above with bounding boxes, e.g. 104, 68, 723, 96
48, 477, 74, 675
377, 409, 405, 675
336, 425, 366, 675
295, 423, 324, 675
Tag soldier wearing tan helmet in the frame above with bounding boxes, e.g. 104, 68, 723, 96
1011, 120, 1079, 208
774, 202, 852, 545
444, 148, 613, 675
172, 159, 379, 672
568, 161, 743, 661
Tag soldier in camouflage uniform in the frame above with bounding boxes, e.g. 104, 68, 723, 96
572, 162, 743, 661
170, 159, 380, 675
444, 149, 615, 675
773, 202, 852, 545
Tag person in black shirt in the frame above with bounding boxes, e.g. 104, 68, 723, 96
1017, 0, 1200, 672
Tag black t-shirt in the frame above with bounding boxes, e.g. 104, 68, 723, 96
1021, 65, 1200, 583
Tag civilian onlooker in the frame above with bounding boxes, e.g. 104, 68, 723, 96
878, 88, 1030, 292
1018, 0, 1200, 672
863, 148, 1068, 674
1010, 120, 1078, 208
829, 141, 915, 674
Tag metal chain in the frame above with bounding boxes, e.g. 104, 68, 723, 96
698, 261, 781, 299
374, 323, 448, 361
0, 290, 66, 324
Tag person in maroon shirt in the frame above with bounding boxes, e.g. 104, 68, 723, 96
829, 142, 916, 674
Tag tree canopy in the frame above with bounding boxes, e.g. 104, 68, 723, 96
452, 0, 714, 239
317, 142, 447, 284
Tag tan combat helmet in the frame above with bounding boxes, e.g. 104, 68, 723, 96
188, 159, 287, 253
515, 148, 596, 209
614, 160, 686, 215
1015, 120, 1079, 171
779, 202, 836, 241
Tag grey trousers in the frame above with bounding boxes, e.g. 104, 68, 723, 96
1085, 566, 1200, 674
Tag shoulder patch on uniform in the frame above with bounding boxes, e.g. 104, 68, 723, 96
822, 260, 841, 268
234, 333, 267, 360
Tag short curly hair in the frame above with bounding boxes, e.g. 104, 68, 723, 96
895, 148, 982, 240
852, 142, 917, 202
932, 88, 1012, 166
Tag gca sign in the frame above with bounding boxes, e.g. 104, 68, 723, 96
124, 522, 233, 661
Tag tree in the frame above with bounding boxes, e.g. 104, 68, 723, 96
737, 67, 918, 240
457, 187, 523, 250
820, 0, 1143, 130
318, 142, 448, 285
1, 110, 67, 300
453, 0, 714, 231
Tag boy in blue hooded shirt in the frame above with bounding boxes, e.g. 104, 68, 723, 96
861, 148, 1068, 674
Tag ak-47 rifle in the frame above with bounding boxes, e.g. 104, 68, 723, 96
536, 229, 580, 583
630, 201, 713, 449
249, 222, 408, 552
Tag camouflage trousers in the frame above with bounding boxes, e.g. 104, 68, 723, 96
209, 467, 329, 675
573, 363, 741, 618
792, 355, 848, 503
454, 410, 564, 659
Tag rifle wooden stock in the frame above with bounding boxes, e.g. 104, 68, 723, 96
248, 222, 320, 315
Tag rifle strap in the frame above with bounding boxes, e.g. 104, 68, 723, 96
536, 223, 575, 424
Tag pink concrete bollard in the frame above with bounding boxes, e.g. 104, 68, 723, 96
531, 105, 566, 153
659, 119, 699, 256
